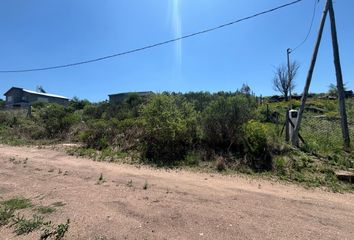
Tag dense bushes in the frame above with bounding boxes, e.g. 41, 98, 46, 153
79, 120, 113, 150
0, 92, 276, 170
79, 118, 144, 151
0, 104, 80, 142
243, 120, 272, 170
0, 100, 5, 110
1, 94, 353, 191
140, 94, 199, 164
37, 104, 80, 139
202, 95, 255, 152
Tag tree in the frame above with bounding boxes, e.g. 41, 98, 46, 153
272, 61, 299, 101
328, 83, 347, 97
69, 97, 90, 111
240, 83, 251, 96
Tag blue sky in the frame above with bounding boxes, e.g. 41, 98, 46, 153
0, 0, 353, 102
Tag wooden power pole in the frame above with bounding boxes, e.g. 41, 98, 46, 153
328, 0, 351, 150
292, 0, 350, 150
292, 1, 329, 146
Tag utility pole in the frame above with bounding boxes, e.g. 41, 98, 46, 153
292, 0, 350, 150
328, 0, 351, 150
287, 48, 292, 101
292, 0, 329, 146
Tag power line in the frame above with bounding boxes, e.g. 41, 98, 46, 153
291, 0, 318, 53
0, 0, 303, 73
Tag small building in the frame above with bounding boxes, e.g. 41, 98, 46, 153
109, 91, 153, 104
3, 87, 69, 108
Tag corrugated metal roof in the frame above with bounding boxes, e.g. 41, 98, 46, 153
108, 91, 153, 97
22, 89, 69, 99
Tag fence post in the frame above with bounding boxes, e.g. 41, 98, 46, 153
285, 109, 290, 142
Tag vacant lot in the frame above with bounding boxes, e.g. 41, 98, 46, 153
0, 145, 353, 240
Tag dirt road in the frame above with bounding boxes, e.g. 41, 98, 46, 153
0, 145, 353, 240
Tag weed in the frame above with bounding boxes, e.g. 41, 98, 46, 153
143, 180, 148, 190
0, 206, 14, 226
12, 214, 44, 235
216, 156, 226, 172
1, 197, 32, 210
55, 219, 70, 240
184, 152, 200, 166
127, 179, 133, 187
51, 202, 66, 208
58, 169, 62, 174
94, 236, 108, 240
96, 173, 106, 185
36, 206, 56, 215
9, 157, 23, 164
40, 219, 70, 240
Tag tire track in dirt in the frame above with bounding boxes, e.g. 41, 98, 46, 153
0, 145, 353, 240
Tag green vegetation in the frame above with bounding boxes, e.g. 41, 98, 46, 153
36, 206, 56, 215
1, 197, 32, 210
0, 206, 14, 226
0, 91, 353, 191
12, 214, 44, 235
0, 196, 70, 238
40, 219, 70, 240
141, 94, 199, 164
51, 202, 66, 208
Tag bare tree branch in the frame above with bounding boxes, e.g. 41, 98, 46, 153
272, 61, 299, 101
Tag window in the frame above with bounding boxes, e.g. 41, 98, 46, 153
7, 96, 13, 102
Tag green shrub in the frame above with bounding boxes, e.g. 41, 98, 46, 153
68, 97, 90, 111
202, 94, 255, 152
36, 206, 56, 214
82, 102, 109, 120
0, 206, 14, 226
40, 219, 70, 240
215, 156, 227, 171
273, 156, 287, 176
12, 214, 44, 235
0, 112, 11, 126
18, 118, 46, 139
1, 197, 32, 210
243, 120, 272, 171
184, 151, 201, 166
0, 99, 5, 109
140, 94, 200, 164
79, 120, 112, 150
37, 104, 79, 138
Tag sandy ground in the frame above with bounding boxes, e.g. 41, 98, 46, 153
0, 145, 353, 240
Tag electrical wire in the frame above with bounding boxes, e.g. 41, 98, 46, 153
0, 0, 303, 73
290, 0, 318, 53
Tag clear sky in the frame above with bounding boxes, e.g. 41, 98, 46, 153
0, 0, 353, 102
